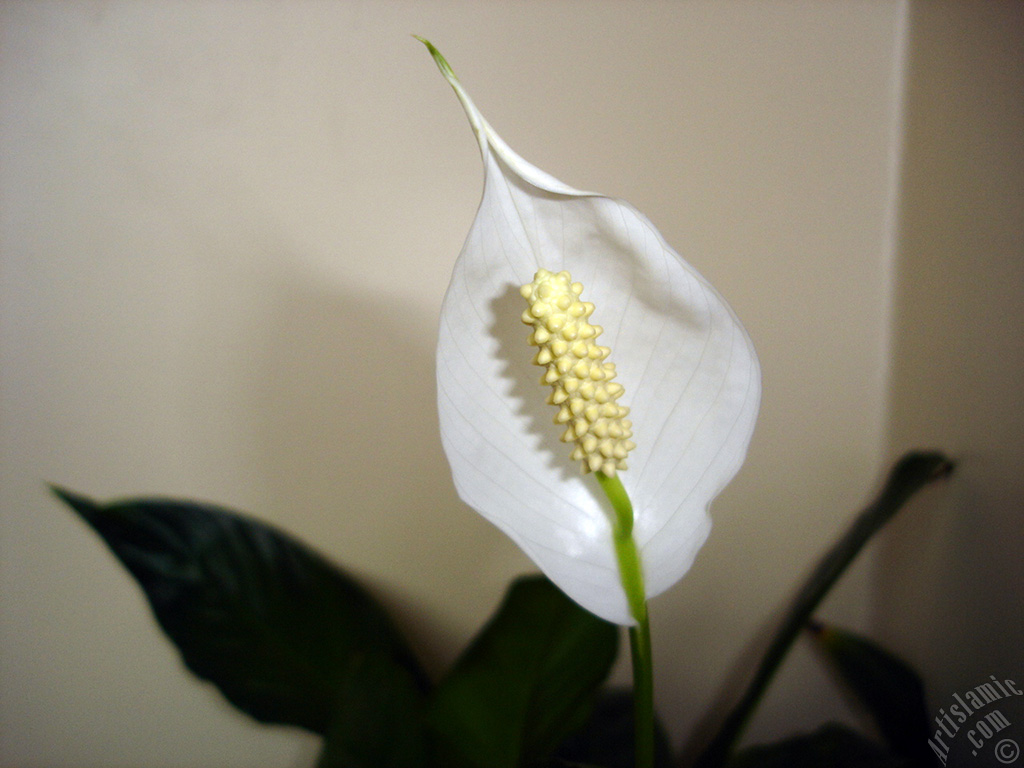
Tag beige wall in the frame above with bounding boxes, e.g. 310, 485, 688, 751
2, 2, 1016, 766
876, 0, 1024, 719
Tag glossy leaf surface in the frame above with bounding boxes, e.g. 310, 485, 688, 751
428, 575, 618, 768
53, 487, 429, 742
809, 622, 931, 765
316, 646, 430, 768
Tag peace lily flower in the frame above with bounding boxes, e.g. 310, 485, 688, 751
423, 40, 760, 627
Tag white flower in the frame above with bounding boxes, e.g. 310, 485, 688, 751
423, 41, 760, 625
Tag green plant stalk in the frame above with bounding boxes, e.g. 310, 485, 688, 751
692, 450, 954, 768
597, 471, 654, 768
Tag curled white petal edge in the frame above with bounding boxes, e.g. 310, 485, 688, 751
423, 39, 761, 625
417, 37, 591, 197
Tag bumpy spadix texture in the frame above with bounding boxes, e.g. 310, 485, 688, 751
521, 269, 635, 477
424, 40, 761, 625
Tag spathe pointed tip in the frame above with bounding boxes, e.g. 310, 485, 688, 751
414, 36, 457, 82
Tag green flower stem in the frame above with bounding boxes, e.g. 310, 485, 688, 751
628, 618, 654, 768
596, 471, 654, 768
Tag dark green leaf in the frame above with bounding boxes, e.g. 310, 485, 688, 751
551, 688, 673, 768
726, 723, 903, 768
316, 646, 429, 768
694, 451, 953, 768
808, 622, 931, 765
53, 487, 429, 742
428, 575, 619, 768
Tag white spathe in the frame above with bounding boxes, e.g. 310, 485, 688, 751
426, 41, 760, 625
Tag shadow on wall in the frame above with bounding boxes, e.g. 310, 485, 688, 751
873, 0, 1024, 720
251, 273, 505, 676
